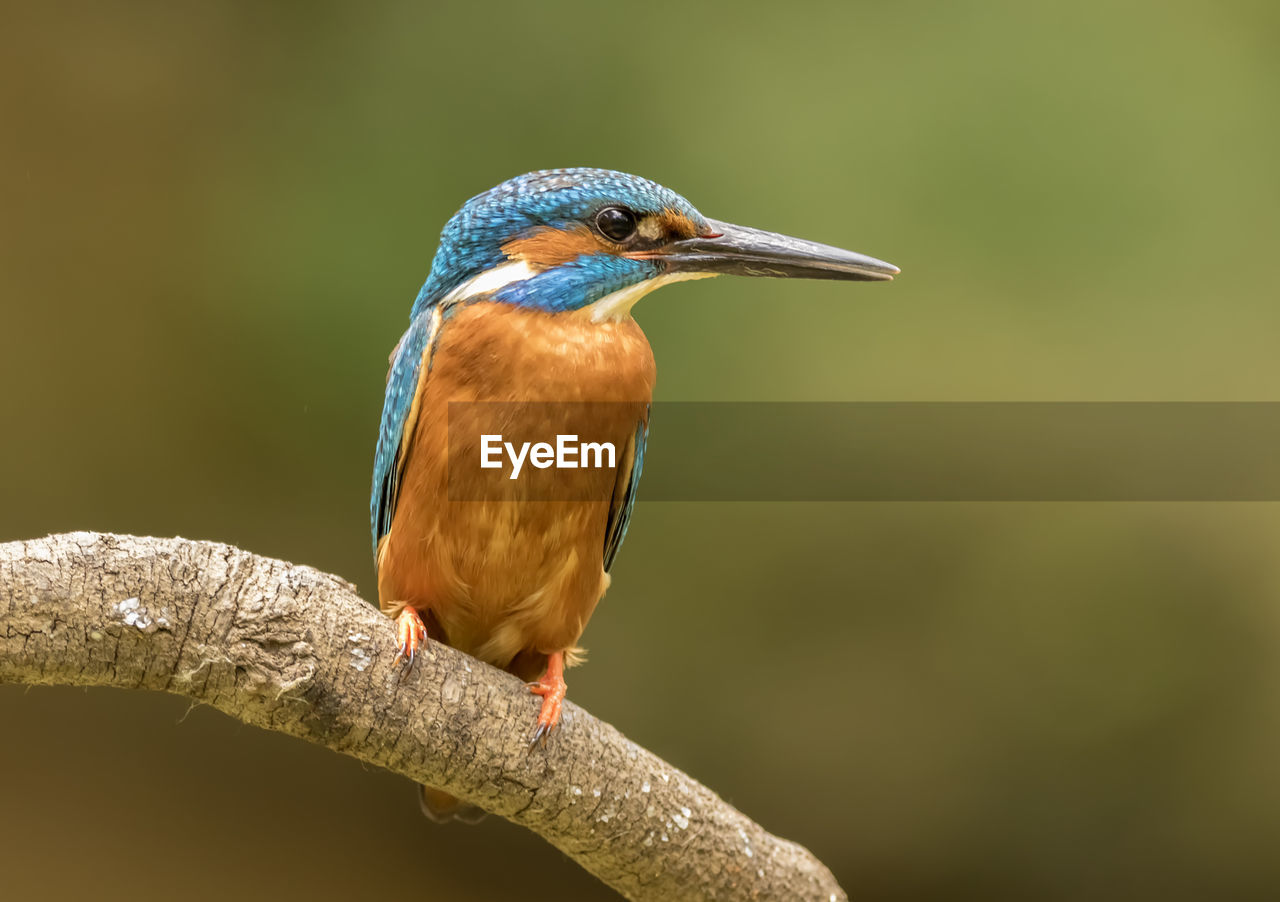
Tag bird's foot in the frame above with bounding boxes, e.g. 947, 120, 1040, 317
394, 606, 427, 666
527, 651, 566, 749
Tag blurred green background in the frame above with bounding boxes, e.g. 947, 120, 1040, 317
3, 1, 1279, 899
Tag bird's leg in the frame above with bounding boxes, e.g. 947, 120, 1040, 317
528, 651, 567, 748
394, 605, 427, 666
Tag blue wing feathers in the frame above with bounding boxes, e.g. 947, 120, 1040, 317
603, 416, 648, 573
370, 312, 432, 559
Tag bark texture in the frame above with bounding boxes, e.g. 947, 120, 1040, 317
0, 532, 845, 902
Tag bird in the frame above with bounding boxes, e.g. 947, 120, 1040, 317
370, 168, 897, 821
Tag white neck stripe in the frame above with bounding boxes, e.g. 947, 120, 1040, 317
440, 260, 541, 305
437, 261, 716, 321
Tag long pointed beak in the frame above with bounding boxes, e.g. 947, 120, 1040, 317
650, 218, 899, 282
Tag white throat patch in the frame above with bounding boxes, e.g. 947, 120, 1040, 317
584, 272, 718, 322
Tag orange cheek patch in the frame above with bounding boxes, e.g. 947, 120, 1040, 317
502, 225, 607, 267
656, 208, 701, 240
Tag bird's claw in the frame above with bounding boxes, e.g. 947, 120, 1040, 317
527, 682, 562, 749
395, 606, 427, 667
526, 665, 566, 750
528, 720, 555, 750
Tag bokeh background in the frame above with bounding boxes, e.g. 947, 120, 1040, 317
3, 2, 1279, 899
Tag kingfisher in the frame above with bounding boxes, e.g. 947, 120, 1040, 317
371, 168, 897, 821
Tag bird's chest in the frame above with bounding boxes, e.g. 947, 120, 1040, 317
432, 301, 657, 403
377, 302, 655, 664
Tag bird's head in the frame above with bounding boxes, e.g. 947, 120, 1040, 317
412, 168, 898, 322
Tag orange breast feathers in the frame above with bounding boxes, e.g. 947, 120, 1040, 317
375, 301, 656, 676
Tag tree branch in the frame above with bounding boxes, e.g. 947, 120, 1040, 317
0, 533, 844, 902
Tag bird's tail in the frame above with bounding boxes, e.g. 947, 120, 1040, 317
418, 785, 487, 824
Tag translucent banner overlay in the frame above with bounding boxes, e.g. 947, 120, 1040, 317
446, 402, 1280, 501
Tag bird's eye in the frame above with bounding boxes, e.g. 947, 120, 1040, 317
595, 206, 638, 242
